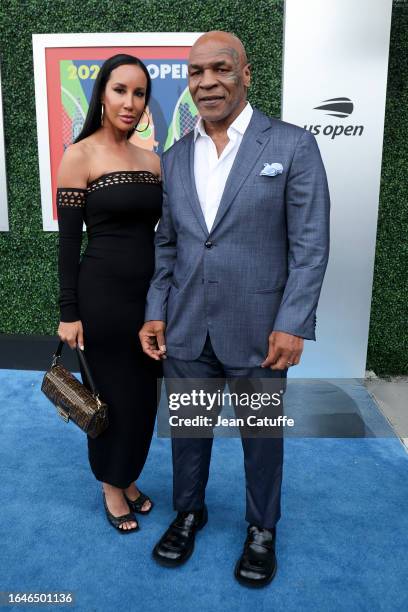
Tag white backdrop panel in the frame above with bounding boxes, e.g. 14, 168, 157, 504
282, 0, 393, 377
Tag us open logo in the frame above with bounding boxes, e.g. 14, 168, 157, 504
305, 97, 364, 140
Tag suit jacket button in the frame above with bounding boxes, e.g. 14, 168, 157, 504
205, 240, 213, 249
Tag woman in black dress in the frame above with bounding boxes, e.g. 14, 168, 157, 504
56, 55, 162, 532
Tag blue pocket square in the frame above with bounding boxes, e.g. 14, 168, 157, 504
260, 162, 283, 177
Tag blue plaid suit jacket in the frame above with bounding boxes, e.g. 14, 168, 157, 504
145, 108, 330, 367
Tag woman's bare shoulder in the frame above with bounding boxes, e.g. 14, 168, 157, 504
129, 143, 161, 178
57, 141, 92, 188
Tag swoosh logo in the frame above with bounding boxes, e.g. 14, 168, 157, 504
314, 97, 354, 118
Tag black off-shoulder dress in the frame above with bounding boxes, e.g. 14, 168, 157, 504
57, 170, 162, 488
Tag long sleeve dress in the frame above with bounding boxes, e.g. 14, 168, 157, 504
57, 170, 162, 488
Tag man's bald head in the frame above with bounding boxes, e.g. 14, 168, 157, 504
191, 31, 248, 68
188, 31, 251, 127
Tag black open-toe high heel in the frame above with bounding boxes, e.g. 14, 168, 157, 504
124, 490, 154, 515
103, 492, 139, 533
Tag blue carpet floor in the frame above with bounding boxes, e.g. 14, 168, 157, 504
0, 369, 407, 612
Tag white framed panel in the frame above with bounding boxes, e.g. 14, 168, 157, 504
33, 33, 202, 230
0, 63, 9, 231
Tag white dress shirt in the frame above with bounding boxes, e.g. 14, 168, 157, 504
193, 102, 253, 232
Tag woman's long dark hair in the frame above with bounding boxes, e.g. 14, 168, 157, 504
74, 54, 151, 143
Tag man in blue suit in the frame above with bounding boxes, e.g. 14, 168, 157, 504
140, 31, 330, 587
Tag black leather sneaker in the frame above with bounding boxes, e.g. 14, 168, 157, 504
152, 505, 208, 567
234, 525, 277, 587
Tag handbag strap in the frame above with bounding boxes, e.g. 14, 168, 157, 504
52, 340, 100, 400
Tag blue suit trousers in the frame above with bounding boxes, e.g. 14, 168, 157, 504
163, 333, 286, 529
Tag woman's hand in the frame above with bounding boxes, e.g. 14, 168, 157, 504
57, 320, 84, 350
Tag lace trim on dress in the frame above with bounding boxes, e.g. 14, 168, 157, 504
87, 170, 161, 192
57, 188, 87, 208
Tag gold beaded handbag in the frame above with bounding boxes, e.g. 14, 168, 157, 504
41, 341, 109, 439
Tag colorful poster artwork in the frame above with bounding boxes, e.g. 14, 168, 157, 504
44, 45, 199, 226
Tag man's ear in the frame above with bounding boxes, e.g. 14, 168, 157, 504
243, 63, 251, 88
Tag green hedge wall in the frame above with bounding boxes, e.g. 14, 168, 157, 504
366, 2, 408, 375
0, 0, 406, 375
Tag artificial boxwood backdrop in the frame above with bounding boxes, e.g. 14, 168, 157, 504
0, 0, 406, 375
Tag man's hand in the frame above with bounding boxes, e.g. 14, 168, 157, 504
261, 331, 304, 370
139, 321, 167, 361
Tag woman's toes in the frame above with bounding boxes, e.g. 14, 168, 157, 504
120, 520, 136, 530
142, 500, 151, 512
